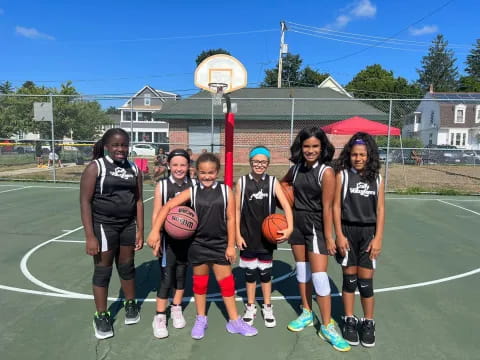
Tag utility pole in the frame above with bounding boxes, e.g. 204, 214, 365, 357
277, 21, 288, 88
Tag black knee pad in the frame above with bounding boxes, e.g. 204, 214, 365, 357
245, 268, 256, 283
342, 274, 358, 293
174, 263, 187, 290
358, 278, 374, 298
259, 267, 272, 283
92, 265, 112, 288
117, 260, 135, 280
157, 265, 174, 299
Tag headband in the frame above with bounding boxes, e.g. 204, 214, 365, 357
249, 147, 271, 159
354, 139, 366, 145
167, 149, 190, 163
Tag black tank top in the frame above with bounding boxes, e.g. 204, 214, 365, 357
158, 175, 196, 205
341, 168, 381, 225
238, 173, 277, 252
91, 156, 139, 224
292, 161, 331, 214
190, 182, 229, 248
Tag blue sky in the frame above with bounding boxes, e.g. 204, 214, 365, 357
1, 0, 478, 100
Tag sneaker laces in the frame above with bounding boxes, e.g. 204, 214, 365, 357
171, 306, 183, 320
263, 306, 274, 318
327, 324, 342, 341
155, 314, 166, 327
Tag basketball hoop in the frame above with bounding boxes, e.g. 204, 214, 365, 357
208, 82, 227, 106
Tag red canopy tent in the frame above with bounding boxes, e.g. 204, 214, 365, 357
321, 116, 400, 136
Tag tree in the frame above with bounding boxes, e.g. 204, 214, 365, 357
261, 53, 328, 87
195, 48, 231, 66
417, 34, 459, 92
465, 39, 480, 80
0, 81, 14, 94
457, 76, 480, 92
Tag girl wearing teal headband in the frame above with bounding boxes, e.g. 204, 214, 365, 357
235, 146, 293, 328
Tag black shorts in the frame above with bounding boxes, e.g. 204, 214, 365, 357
289, 210, 327, 255
188, 243, 229, 266
159, 235, 191, 267
93, 219, 136, 252
239, 250, 273, 270
335, 223, 376, 269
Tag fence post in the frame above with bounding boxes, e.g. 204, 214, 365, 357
290, 98, 295, 146
50, 95, 56, 183
384, 99, 393, 192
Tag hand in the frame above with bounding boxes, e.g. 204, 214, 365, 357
275, 227, 293, 243
147, 232, 160, 249
153, 240, 162, 257
335, 234, 349, 257
236, 236, 247, 250
326, 237, 337, 256
366, 237, 382, 260
225, 246, 236, 263
85, 235, 99, 256
135, 231, 144, 251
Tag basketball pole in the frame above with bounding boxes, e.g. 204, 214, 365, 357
224, 93, 234, 187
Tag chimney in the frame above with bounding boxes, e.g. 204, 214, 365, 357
429, 84, 434, 94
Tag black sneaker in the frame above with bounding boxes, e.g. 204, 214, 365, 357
124, 299, 140, 325
93, 311, 113, 339
341, 316, 359, 345
360, 318, 376, 347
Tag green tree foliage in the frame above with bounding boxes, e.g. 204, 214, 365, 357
195, 48, 231, 66
417, 34, 459, 92
0, 81, 113, 140
457, 76, 480, 92
0, 81, 14, 94
465, 39, 480, 80
261, 53, 328, 87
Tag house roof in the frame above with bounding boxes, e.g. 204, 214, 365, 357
154, 87, 387, 121
427, 92, 480, 103
317, 76, 353, 98
119, 85, 179, 109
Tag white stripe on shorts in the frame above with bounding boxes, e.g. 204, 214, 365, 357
100, 224, 108, 252
312, 224, 320, 254
341, 249, 349, 267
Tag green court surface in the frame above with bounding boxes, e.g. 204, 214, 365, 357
0, 182, 479, 360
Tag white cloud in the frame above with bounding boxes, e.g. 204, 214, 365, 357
409, 25, 439, 36
15, 26, 55, 40
327, 0, 376, 29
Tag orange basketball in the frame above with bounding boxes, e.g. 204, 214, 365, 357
262, 214, 288, 244
277, 181, 294, 210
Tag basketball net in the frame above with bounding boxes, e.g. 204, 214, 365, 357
209, 83, 226, 106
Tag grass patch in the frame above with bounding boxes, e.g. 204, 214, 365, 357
394, 186, 471, 195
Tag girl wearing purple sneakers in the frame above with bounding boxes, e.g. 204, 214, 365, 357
147, 153, 257, 339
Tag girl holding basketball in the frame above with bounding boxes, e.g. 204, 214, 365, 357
333, 132, 384, 348
80, 128, 143, 340
147, 153, 257, 339
150, 149, 196, 339
283, 127, 350, 352
235, 146, 293, 328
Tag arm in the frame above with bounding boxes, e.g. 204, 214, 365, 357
321, 167, 336, 255
234, 180, 247, 250
333, 172, 349, 257
146, 188, 191, 256
367, 178, 385, 260
151, 182, 162, 225
134, 171, 144, 251
225, 187, 237, 263
275, 180, 294, 242
80, 162, 99, 256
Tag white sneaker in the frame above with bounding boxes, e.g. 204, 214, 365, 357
242, 304, 257, 326
152, 314, 168, 339
262, 304, 276, 328
170, 305, 186, 329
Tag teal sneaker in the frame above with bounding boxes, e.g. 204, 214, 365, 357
287, 308, 314, 332
318, 319, 351, 352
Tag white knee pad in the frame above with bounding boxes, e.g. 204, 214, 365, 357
312, 272, 330, 296
295, 262, 312, 283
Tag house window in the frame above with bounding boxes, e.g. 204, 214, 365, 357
138, 132, 153, 142
455, 104, 466, 123
138, 112, 152, 121
123, 111, 137, 121
476, 105, 480, 123
144, 93, 151, 106
449, 131, 467, 147
430, 111, 435, 126
154, 132, 168, 144
414, 112, 421, 124
429, 133, 433, 145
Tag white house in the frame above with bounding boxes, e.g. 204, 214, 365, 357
119, 85, 179, 144
403, 91, 480, 149
317, 76, 353, 98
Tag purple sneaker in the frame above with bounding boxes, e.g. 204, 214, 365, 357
191, 315, 208, 340
226, 317, 258, 336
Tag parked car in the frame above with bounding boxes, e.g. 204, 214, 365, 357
378, 149, 393, 163
130, 143, 157, 156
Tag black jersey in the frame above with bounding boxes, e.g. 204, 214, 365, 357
292, 161, 331, 214
238, 173, 277, 252
159, 175, 196, 205
91, 155, 139, 224
189, 182, 229, 262
341, 168, 381, 225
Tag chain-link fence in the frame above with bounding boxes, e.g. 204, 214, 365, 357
0, 94, 479, 193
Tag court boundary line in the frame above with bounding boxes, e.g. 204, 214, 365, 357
437, 199, 480, 216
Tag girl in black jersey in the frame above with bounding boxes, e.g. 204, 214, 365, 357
333, 132, 385, 348
80, 128, 144, 340
147, 153, 257, 340
235, 146, 293, 328
283, 127, 351, 352
150, 149, 195, 339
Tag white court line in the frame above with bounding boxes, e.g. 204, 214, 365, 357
278, 247, 292, 251
52, 239, 84, 243
387, 197, 480, 202
0, 186, 32, 194
437, 199, 480, 216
